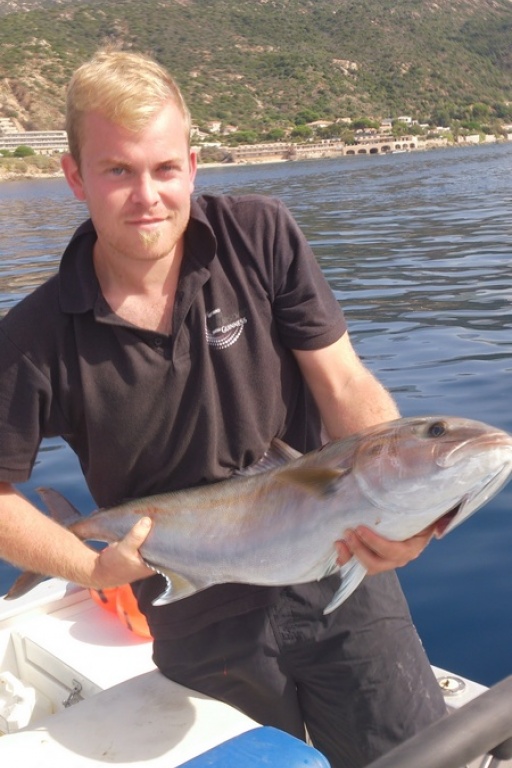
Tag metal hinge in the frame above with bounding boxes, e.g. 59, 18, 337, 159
62, 679, 83, 708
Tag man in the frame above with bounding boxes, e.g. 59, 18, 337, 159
0, 49, 446, 767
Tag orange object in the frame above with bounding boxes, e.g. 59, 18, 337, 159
115, 584, 153, 639
89, 586, 119, 614
90, 585, 152, 639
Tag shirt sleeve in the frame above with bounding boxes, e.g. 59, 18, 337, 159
270, 199, 347, 350
0, 324, 47, 483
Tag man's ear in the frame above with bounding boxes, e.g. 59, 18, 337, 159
188, 148, 198, 194
61, 153, 86, 202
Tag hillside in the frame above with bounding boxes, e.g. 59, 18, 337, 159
1, 0, 512, 132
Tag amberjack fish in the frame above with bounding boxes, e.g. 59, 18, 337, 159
6, 416, 512, 613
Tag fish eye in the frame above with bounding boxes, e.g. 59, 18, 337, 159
428, 421, 447, 438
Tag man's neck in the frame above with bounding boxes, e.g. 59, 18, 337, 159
93, 241, 184, 335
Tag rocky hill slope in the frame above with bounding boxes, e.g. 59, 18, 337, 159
1, 0, 511, 132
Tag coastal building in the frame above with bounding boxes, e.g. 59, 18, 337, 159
0, 122, 68, 155
225, 135, 421, 163
0, 118, 18, 134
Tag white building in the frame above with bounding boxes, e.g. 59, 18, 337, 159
0, 128, 68, 154
0, 118, 18, 134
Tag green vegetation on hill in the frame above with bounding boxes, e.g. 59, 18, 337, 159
1, 0, 512, 134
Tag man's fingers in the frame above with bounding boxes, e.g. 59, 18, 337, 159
94, 517, 154, 587
335, 538, 353, 565
122, 516, 152, 549
339, 524, 436, 574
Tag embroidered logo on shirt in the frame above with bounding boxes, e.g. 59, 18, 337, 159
205, 308, 247, 349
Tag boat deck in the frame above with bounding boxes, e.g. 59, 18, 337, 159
0, 580, 328, 766
0, 580, 511, 767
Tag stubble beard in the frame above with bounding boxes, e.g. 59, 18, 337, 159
135, 221, 178, 262
139, 229, 162, 248
135, 208, 189, 261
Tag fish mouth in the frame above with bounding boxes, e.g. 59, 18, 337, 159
434, 461, 512, 539
439, 431, 512, 467
433, 503, 462, 538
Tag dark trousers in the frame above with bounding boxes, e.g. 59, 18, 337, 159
153, 572, 447, 768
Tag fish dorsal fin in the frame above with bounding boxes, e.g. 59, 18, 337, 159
234, 438, 303, 477
37, 487, 82, 526
277, 466, 350, 497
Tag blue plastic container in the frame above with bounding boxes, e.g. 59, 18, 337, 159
177, 726, 331, 767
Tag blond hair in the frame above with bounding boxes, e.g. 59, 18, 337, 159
65, 49, 191, 164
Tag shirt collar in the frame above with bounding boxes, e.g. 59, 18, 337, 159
58, 198, 218, 315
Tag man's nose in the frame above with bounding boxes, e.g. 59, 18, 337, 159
131, 173, 159, 206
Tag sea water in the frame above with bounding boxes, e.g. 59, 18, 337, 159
1, 143, 511, 686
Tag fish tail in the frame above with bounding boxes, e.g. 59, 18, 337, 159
4, 571, 47, 600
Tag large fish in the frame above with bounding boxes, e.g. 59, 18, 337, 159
6, 416, 512, 613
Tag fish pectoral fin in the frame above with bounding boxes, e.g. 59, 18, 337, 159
277, 467, 350, 497
321, 549, 341, 579
150, 568, 202, 607
323, 557, 367, 614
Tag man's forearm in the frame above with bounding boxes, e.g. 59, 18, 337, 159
324, 367, 400, 440
0, 483, 153, 590
0, 482, 102, 586
293, 333, 400, 441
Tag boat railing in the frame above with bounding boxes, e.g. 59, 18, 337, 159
366, 675, 512, 768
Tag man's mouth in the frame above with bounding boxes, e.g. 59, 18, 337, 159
129, 217, 167, 226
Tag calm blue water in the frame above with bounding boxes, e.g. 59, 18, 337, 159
1, 144, 511, 687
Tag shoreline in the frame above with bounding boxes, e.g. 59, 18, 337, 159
0, 154, 292, 181
0, 140, 499, 182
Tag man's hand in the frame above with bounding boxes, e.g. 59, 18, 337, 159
92, 517, 155, 588
336, 524, 436, 574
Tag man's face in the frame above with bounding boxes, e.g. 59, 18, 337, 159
62, 101, 197, 265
